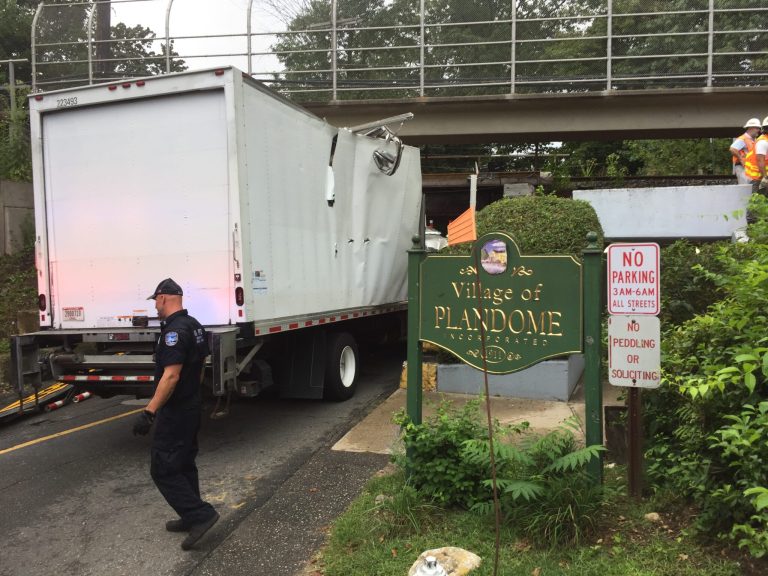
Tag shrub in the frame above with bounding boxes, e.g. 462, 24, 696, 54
644, 194, 768, 557
395, 400, 604, 548
442, 196, 603, 259
464, 419, 604, 548
393, 397, 500, 509
0, 102, 32, 182
658, 239, 732, 326
0, 237, 36, 353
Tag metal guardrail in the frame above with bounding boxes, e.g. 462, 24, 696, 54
30, 0, 768, 100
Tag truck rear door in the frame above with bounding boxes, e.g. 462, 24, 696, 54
41, 90, 232, 328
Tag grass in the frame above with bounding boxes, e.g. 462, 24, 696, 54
310, 465, 751, 576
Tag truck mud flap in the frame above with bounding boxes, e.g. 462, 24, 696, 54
277, 329, 326, 400
210, 328, 237, 397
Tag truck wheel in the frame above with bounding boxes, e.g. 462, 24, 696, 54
324, 332, 359, 401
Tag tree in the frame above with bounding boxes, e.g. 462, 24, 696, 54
0, 1, 36, 89
32, 1, 186, 91
270, 0, 610, 99
611, 0, 768, 89
549, 138, 732, 180
270, 0, 767, 98
0, 1, 186, 181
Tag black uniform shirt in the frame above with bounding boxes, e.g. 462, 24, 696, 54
154, 309, 210, 410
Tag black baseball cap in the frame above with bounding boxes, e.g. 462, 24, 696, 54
148, 278, 183, 299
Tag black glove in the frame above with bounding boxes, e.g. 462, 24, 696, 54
133, 410, 155, 436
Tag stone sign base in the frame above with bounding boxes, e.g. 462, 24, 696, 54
436, 354, 584, 402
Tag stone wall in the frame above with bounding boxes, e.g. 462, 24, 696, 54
0, 179, 34, 255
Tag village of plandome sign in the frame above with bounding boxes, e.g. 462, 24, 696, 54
419, 233, 583, 374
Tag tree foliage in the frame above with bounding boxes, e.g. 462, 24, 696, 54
33, 2, 185, 90
548, 138, 733, 181
271, 0, 768, 99
0, 1, 36, 89
644, 195, 768, 558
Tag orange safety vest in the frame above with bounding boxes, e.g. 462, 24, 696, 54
744, 134, 766, 180
732, 133, 756, 166
744, 134, 768, 180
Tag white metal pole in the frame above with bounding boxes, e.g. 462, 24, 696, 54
331, 0, 337, 99
510, 0, 516, 94
606, 0, 612, 91
165, 0, 175, 74
247, 0, 255, 77
31, 1, 44, 92
707, 0, 714, 87
420, 0, 425, 96
87, 1, 96, 84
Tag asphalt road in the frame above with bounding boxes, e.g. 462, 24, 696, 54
0, 344, 402, 576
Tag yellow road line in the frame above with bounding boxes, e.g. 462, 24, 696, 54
0, 408, 144, 456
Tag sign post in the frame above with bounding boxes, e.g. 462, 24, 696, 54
406, 235, 426, 426
583, 232, 604, 483
607, 243, 661, 499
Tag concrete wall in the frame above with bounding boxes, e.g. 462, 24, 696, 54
0, 180, 34, 255
437, 355, 585, 402
574, 184, 751, 241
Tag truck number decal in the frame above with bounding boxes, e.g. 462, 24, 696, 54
62, 307, 84, 321
56, 97, 78, 108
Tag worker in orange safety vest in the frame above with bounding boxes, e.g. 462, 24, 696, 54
730, 118, 762, 185
753, 116, 768, 196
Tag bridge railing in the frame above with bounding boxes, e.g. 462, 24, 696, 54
31, 0, 768, 100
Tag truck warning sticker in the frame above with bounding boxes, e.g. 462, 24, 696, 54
253, 270, 268, 295
62, 307, 85, 322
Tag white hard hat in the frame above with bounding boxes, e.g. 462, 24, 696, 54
744, 118, 762, 129
762, 116, 768, 127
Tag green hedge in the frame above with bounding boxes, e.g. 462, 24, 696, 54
659, 239, 734, 326
443, 196, 604, 259
645, 195, 768, 558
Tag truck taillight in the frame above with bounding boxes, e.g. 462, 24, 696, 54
235, 287, 244, 306
38, 294, 47, 311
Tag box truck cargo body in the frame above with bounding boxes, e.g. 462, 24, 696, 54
12, 67, 422, 402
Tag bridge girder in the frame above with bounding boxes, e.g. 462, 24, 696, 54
304, 87, 768, 144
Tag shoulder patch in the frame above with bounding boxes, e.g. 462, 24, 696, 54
165, 331, 179, 346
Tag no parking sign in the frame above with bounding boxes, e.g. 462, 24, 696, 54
607, 243, 660, 315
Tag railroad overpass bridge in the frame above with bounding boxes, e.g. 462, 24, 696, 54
303, 86, 768, 145
26, 1, 768, 145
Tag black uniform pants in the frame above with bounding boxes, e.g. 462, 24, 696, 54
150, 407, 216, 526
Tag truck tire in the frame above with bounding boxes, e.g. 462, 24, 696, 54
324, 332, 359, 401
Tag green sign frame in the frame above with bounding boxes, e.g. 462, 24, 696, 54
419, 233, 583, 374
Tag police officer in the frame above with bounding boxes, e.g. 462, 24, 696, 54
133, 278, 219, 550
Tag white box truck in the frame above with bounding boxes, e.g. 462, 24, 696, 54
11, 67, 422, 402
